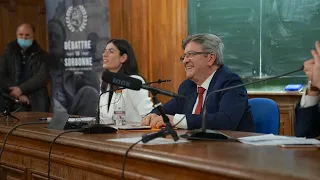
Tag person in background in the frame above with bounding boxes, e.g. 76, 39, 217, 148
99, 39, 153, 124
295, 41, 320, 138
142, 33, 255, 131
0, 23, 50, 112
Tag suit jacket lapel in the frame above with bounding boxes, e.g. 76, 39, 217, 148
188, 90, 197, 114
201, 66, 224, 113
186, 83, 197, 114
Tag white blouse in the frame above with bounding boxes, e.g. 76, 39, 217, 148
99, 75, 153, 124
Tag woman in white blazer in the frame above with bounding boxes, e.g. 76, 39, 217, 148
99, 39, 153, 124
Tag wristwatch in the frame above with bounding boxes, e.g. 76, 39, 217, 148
308, 81, 320, 92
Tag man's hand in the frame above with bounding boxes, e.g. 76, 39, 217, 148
303, 58, 314, 81
141, 113, 158, 126
303, 59, 319, 96
18, 95, 29, 104
141, 113, 174, 129
310, 41, 320, 89
9, 86, 22, 98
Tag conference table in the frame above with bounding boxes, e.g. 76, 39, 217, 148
0, 112, 319, 180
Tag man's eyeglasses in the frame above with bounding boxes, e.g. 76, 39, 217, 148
179, 51, 213, 62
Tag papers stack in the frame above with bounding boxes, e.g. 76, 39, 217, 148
238, 134, 320, 146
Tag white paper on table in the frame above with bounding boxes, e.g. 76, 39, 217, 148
68, 117, 95, 122
238, 134, 320, 146
46, 117, 95, 122
107, 137, 189, 145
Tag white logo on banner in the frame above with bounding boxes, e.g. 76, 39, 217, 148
65, 5, 87, 32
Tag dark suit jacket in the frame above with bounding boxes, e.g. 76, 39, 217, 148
153, 65, 255, 132
0, 40, 50, 112
294, 103, 320, 138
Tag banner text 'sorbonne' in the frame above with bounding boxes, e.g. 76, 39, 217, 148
64, 57, 92, 67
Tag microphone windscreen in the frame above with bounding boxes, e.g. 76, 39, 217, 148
0, 90, 19, 103
101, 71, 142, 90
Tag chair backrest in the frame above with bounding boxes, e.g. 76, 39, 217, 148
248, 98, 280, 134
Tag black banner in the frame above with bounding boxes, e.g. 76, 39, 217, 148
45, 0, 110, 116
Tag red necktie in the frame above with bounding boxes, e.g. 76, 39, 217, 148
194, 87, 206, 114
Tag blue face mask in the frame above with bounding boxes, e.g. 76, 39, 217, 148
17, 38, 33, 49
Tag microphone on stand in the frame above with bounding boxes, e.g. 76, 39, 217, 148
84, 74, 118, 134
0, 90, 19, 103
0, 90, 21, 121
181, 66, 304, 140
103, 79, 172, 95
101, 71, 184, 98
144, 79, 171, 85
96, 75, 173, 124
101, 71, 184, 142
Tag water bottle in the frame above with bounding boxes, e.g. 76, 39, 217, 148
113, 91, 126, 126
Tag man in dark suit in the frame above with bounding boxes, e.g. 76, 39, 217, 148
295, 41, 320, 138
142, 33, 255, 132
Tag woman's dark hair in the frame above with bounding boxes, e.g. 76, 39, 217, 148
101, 39, 143, 92
108, 39, 140, 75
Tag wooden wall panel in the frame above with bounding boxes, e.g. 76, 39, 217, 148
109, 0, 188, 102
0, 164, 26, 180
278, 104, 295, 136
0, 1, 15, 52
15, 0, 47, 50
0, 0, 48, 52
108, 0, 124, 38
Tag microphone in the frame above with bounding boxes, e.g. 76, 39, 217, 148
144, 79, 171, 85
95, 92, 105, 124
102, 79, 171, 95
82, 74, 118, 134
101, 71, 185, 98
181, 66, 304, 140
0, 90, 20, 121
141, 94, 179, 143
0, 91, 19, 103
95, 77, 171, 124
101, 71, 180, 142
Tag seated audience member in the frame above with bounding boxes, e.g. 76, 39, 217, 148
142, 33, 255, 131
295, 41, 320, 138
0, 23, 50, 112
99, 39, 153, 124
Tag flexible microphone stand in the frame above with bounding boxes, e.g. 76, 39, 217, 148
144, 79, 171, 85
96, 79, 170, 124
141, 90, 179, 143
0, 100, 19, 122
182, 66, 304, 140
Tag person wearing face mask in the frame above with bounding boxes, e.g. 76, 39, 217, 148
0, 23, 50, 112
142, 33, 254, 131
99, 39, 153, 124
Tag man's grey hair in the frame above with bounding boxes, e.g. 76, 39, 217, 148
182, 33, 224, 66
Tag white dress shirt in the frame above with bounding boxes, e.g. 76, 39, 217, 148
173, 71, 216, 129
300, 90, 320, 108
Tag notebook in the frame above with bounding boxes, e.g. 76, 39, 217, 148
115, 124, 151, 130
